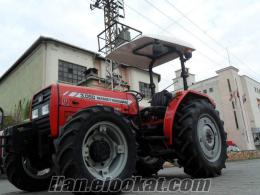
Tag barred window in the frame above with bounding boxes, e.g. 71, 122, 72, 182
139, 82, 151, 99
58, 60, 87, 84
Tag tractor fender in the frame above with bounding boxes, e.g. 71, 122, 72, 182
164, 90, 215, 145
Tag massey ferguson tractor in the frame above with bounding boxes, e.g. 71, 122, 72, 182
0, 35, 227, 192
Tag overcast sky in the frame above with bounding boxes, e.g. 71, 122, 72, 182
1, 0, 260, 90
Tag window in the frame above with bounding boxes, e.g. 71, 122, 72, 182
203, 89, 207, 94
209, 88, 213, 92
139, 82, 151, 99
58, 60, 87, 84
255, 87, 260, 94
257, 99, 260, 110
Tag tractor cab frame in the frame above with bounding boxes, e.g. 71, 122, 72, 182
107, 34, 195, 95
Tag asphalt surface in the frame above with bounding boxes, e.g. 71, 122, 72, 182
0, 159, 260, 195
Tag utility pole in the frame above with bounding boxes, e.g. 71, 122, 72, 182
90, 0, 141, 90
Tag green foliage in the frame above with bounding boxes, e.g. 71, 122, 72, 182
10, 98, 31, 125
0, 98, 31, 128
2, 116, 15, 128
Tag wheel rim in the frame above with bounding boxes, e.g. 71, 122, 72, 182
82, 121, 128, 181
22, 157, 53, 179
197, 114, 222, 162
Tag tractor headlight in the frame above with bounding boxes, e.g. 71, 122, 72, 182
42, 104, 49, 116
32, 109, 39, 119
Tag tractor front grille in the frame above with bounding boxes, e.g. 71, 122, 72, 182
32, 87, 51, 130
32, 87, 51, 108
34, 115, 50, 132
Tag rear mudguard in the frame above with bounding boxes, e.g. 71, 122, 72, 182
164, 90, 215, 145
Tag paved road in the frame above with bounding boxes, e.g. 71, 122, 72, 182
1, 159, 260, 195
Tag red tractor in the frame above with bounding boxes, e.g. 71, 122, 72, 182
0, 35, 227, 192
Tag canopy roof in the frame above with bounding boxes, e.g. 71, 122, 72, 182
106, 34, 195, 69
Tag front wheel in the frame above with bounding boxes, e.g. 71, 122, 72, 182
56, 106, 137, 192
173, 99, 227, 178
5, 153, 54, 191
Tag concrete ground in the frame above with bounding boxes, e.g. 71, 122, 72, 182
0, 159, 260, 195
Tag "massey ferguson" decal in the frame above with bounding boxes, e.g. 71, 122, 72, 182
64, 91, 132, 105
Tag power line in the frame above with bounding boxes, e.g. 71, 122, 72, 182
165, 0, 260, 79
125, 2, 224, 71
159, 0, 207, 33
144, 0, 229, 63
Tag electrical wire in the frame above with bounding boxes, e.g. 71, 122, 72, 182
144, 0, 229, 63
165, 0, 260, 79
124, 2, 224, 70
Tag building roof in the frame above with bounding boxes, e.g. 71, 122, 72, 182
0, 36, 160, 83
241, 75, 260, 85
216, 66, 239, 74
0, 36, 104, 84
190, 76, 218, 87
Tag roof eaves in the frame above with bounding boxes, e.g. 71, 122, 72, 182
0, 36, 105, 84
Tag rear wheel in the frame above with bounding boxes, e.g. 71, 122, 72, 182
5, 153, 53, 191
173, 99, 227, 178
56, 106, 137, 192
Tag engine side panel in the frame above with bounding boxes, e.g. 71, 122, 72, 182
164, 90, 215, 145
51, 84, 138, 137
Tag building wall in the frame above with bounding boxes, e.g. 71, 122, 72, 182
190, 77, 222, 111
241, 76, 260, 148
173, 69, 195, 91
128, 68, 159, 107
215, 68, 254, 150
241, 76, 260, 128
0, 45, 44, 115
0, 39, 161, 116
173, 67, 256, 150
44, 42, 95, 86
44, 41, 160, 101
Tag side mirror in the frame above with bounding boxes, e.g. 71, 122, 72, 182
0, 107, 4, 130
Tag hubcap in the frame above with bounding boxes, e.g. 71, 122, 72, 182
89, 140, 111, 162
197, 114, 222, 162
82, 121, 128, 180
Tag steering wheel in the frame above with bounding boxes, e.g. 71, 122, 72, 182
125, 90, 144, 102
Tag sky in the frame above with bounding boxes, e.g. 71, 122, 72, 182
0, 0, 260, 91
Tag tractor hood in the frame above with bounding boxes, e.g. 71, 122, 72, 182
106, 34, 195, 69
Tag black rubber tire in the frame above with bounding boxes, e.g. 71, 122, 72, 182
5, 153, 52, 192
173, 99, 227, 178
135, 156, 164, 177
55, 106, 137, 192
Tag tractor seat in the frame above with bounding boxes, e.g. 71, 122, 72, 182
151, 90, 173, 107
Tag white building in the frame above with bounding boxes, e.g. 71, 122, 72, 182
173, 66, 260, 150
0, 36, 160, 116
